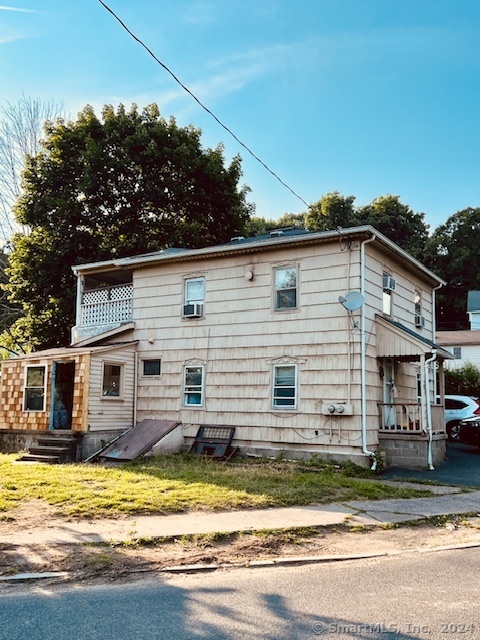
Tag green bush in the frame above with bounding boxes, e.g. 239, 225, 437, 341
445, 362, 480, 396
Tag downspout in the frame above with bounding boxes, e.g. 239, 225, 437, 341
360, 234, 377, 470
431, 283, 443, 399
424, 350, 437, 470
133, 350, 138, 427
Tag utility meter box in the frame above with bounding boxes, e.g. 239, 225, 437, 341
321, 403, 354, 416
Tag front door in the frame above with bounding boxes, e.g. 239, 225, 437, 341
49, 361, 75, 430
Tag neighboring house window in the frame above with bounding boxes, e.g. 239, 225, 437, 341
143, 359, 161, 376
382, 272, 393, 316
453, 347, 462, 359
274, 266, 297, 310
24, 365, 46, 411
184, 277, 205, 317
102, 363, 123, 398
273, 364, 298, 409
184, 365, 204, 406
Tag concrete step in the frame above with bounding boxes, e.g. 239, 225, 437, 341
29, 445, 75, 463
18, 453, 61, 464
37, 437, 77, 447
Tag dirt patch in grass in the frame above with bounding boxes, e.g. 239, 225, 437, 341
2, 515, 480, 590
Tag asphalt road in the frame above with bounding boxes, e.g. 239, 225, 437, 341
0, 547, 478, 639
381, 441, 480, 487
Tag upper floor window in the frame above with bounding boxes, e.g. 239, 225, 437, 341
414, 289, 422, 317
183, 277, 204, 318
274, 266, 297, 310
102, 363, 123, 398
184, 365, 204, 406
24, 365, 46, 411
273, 364, 298, 409
382, 272, 395, 316
414, 288, 426, 328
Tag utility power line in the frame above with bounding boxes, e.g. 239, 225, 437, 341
98, 0, 310, 209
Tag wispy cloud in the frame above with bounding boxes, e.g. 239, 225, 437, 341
0, 5, 38, 12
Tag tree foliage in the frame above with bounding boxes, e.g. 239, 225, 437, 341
444, 363, 480, 396
357, 194, 429, 261
0, 250, 20, 337
423, 207, 480, 329
244, 212, 306, 236
305, 192, 357, 232
3, 103, 253, 349
303, 192, 429, 260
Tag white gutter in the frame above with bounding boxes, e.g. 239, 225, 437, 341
424, 349, 437, 470
360, 234, 377, 470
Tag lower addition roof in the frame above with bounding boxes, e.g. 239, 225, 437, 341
2, 341, 138, 363
376, 316, 453, 361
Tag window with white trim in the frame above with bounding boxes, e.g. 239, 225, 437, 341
274, 266, 297, 310
183, 277, 205, 317
273, 364, 298, 409
453, 347, 462, 359
102, 363, 123, 398
24, 365, 46, 411
184, 365, 204, 406
382, 272, 393, 316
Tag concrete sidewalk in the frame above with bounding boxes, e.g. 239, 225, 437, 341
1, 483, 479, 547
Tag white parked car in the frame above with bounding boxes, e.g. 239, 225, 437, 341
444, 395, 480, 440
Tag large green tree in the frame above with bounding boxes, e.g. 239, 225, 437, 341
0, 250, 21, 340
357, 194, 429, 261
423, 207, 480, 330
3, 103, 253, 349
305, 192, 357, 231
303, 192, 429, 261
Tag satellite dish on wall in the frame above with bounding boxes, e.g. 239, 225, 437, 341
339, 291, 364, 311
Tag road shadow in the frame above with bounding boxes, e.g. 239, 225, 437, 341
0, 579, 429, 640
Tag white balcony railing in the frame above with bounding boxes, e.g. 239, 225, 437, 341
80, 283, 133, 327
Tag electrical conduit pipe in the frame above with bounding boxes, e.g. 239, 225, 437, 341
360, 234, 377, 470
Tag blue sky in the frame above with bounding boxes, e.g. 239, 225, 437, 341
1, 1, 480, 232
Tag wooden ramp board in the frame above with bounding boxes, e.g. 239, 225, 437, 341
99, 419, 181, 461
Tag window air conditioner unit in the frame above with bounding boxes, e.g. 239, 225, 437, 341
183, 303, 203, 318
415, 314, 426, 328
383, 274, 396, 291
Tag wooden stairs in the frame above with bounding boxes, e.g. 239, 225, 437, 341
19, 430, 82, 464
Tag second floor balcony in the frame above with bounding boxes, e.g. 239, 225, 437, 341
80, 283, 133, 327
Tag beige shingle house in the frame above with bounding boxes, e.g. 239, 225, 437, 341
0, 226, 452, 468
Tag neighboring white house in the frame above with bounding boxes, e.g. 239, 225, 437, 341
435, 331, 480, 370
436, 291, 480, 369
0, 226, 452, 468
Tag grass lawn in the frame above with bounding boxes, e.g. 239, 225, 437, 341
0, 453, 434, 519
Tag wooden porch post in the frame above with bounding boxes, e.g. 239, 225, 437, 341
419, 353, 427, 432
